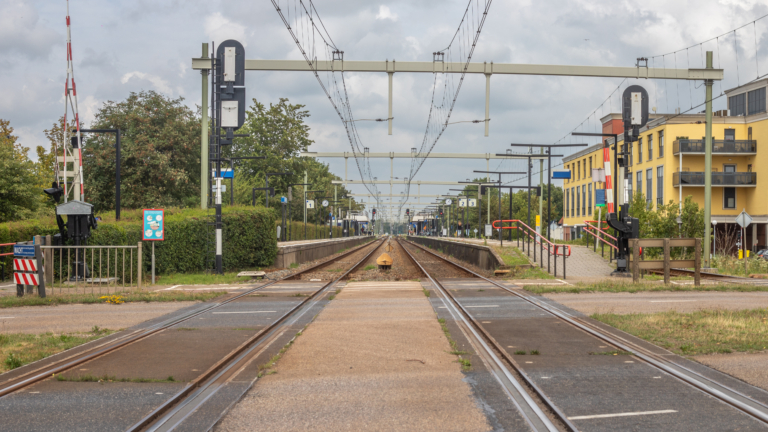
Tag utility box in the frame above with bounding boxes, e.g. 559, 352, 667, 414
221, 101, 239, 127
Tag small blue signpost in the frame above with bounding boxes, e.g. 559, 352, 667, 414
143, 209, 164, 285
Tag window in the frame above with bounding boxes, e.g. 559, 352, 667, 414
730, 93, 746, 116
589, 157, 592, 173
724, 129, 735, 141
658, 131, 664, 157
724, 164, 736, 173
646, 169, 653, 205
638, 137, 643, 163
582, 185, 586, 216
648, 134, 653, 161
588, 183, 592, 215
571, 188, 575, 217
577, 187, 580, 217
724, 187, 736, 209
577, 161, 581, 180
626, 172, 633, 200
566, 189, 570, 217
748, 87, 766, 115
629, 142, 633, 166
636, 170, 642, 197
657, 167, 664, 206
566, 164, 570, 183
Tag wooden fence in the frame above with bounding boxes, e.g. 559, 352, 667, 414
629, 238, 701, 286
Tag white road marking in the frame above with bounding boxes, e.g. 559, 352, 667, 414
624, 361, 634, 363
653, 376, 661, 379
212, 311, 276, 314
649, 300, 697, 303
0, 283, 17, 288
569, 410, 677, 420
160, 285, 182, 291
465, 305, 499, 308
29, 392, 40, 394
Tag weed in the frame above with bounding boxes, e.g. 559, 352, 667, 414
524, 280, 768, 295
422, 289, 431, 298
589, 350, 633, 356
478, 289, 485, 292
4, 353, 22, 370
514, 350, 527, 355
100, 295, 124, 305
529, 350, 540, 355
55, 374, 178, 383
328, 295, 336, 300
289, 262, 299, 269
448, 350, 468, 356
291, 293, 308, 297
176, 327, 197, 331
456, 358, 471, 371
363, 265, 376, 271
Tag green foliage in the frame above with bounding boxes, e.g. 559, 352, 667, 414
278, 220, 345, 240
0, 120, 41, 222
225, 98, 363, 219
0, 206, 277, 276
83, 91, 202, 212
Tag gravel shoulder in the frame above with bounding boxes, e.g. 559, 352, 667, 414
693, 353, 768, 393
542, 291, 768, 315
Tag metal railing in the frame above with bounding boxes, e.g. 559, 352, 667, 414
583, 221, 618, 263
40, 243, 143, 296
673, 139, 756, 154
492, 219, 571, 278
673, 171, 757, 187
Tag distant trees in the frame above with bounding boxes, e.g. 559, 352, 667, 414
0, 119, 41, 222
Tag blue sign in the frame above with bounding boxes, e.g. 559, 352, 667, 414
13, 245, 35, 257
552, 171, 571, 179
211, 168, 234, 179
595, 189, 606, 206
281, 196, 288, 204
143, 209, 165, 241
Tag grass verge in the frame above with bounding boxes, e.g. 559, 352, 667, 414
1, 327, 114, 373
524, 280, 768, 294
0, 291, 228, 309
257, 328, 305, 378
154, 271, 256, 286
493, 246, 554, 280
592, 308, 768, 356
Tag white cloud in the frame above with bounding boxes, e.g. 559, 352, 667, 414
0, 2, 60, 60
121, 72, 173, 95
376, 5, 398, 21
204, 12, 247, 47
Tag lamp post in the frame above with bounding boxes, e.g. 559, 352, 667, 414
676, 215, 683, 238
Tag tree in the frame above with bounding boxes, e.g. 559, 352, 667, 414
0, 119, 40, 222
83, 91, 201, 212
227, 98, 361, 218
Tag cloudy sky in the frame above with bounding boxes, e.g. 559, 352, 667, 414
2, 0, 766, 217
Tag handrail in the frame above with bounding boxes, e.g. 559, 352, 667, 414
0, 243, 15, 257
492, 219, 571, 257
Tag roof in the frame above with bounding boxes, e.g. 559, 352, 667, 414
562, 143, 604, 163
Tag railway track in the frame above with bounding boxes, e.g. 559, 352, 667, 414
648, 267, 768, 284
129, 236, 387, 431
398, 237, 768, 431
0, 238, 382, 416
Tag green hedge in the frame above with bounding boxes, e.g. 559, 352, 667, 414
277, 220, 347, 241
0, 206, 277, 277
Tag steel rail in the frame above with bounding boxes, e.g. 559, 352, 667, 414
401, 238, 768, 425
0, 237, 379, 398
130, 237, 387, 432
396, 238, 565, 432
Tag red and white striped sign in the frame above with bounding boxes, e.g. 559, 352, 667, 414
602, 146, 614, 213
13, 259, 37, 272
14, 272, 39, 286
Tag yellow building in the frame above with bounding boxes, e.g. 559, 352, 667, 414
562, 78, 767, 249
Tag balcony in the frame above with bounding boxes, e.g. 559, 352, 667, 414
672, 139, 756, 155
673, 171, 757, 187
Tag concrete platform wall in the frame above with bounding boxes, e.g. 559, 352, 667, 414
406, 236, 502, 271
274, 237, 375, 268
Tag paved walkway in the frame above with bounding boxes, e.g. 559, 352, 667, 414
217, 281, 491, 431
